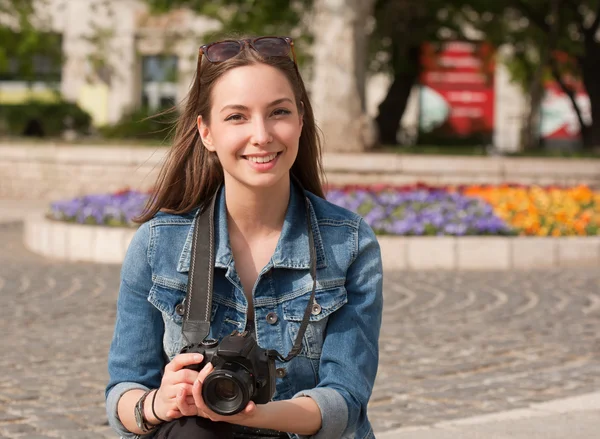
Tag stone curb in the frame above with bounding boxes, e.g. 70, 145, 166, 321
2, 145, 600, 200
24, 215, 600, 269
377, 392, 600, 438
24, 215, 134, 265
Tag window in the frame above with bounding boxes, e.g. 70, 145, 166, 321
141, 55, 178, 110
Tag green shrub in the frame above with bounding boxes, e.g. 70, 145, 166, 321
0, 99, 92, 137
97, 107, 176, 141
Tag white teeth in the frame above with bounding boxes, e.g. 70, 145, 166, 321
247, 153, 277, 163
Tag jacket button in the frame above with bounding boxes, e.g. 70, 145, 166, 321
266, 312, 278, 325
276, 368, 287, 378
311, 303, 322, 315
175, 303, 185, 316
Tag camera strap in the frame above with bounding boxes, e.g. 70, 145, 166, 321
182, 182, 317, 363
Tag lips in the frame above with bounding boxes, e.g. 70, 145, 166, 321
243, 152, 281, 163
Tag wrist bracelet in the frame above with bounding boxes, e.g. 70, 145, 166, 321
152, 389, 167, 423
134, 389, 156, 433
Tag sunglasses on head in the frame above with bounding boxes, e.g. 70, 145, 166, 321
197, 36, 299, 77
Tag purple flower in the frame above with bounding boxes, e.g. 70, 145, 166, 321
326, 187, 513, 236
48, 186, 514, 236
48, 191, 151, 227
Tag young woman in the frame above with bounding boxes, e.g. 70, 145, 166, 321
105, 36, 383, 439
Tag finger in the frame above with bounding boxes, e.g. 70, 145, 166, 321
157, 382, 193, 401
165, 353, 204, 372
197, 362, 214, 383
192, 378, 215, 418
165, 383, 194, 401
170, 368, 200, 385
192, 378, 204, 408
243, 401, 256, 415
193, 367, 221, 421
163, 368, 199, 388
176, 388, 198, 417
166, 408, 183, 420
179, 383, 194, 396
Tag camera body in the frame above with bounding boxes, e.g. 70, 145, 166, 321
180, 331, 276, 415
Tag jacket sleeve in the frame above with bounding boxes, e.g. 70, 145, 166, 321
293, 218, 384, 438
105, 222, 165, 439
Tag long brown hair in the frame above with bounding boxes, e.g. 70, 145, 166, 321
135, 40, 325, 224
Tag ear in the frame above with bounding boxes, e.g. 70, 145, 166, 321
197, 115, 215, 151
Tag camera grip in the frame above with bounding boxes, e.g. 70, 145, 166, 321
179, 342, 216, 372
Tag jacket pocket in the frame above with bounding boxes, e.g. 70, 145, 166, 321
282, 285, 347, 359
148, 278, 218, 359
148, 280, 186, 323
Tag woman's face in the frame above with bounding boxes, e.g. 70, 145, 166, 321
198, 63, 303, 192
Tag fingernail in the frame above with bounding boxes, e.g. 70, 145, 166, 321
194, 354, 202, 361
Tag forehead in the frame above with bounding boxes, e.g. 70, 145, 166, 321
210, 63, 296, 107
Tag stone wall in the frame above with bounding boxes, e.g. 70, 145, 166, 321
0, 145, 164, 200
1, 144, 599, 201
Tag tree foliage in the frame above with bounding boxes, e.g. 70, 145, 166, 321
0, 0, 62, 82
464, 0, 600, 148
146, 0, 313, 50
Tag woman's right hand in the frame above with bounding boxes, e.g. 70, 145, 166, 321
152, 353, 205, 421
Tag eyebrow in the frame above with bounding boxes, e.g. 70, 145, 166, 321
219, 98, 294, 113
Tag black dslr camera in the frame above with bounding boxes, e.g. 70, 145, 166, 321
181, 331, 277, 415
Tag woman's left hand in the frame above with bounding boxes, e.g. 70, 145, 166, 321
189, 362, 258, 424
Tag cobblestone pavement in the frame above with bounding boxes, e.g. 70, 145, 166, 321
0, 221, 599, 438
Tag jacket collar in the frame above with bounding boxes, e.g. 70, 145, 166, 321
177, 181, 326, 273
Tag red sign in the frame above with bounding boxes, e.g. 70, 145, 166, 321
419, 41, 495, 141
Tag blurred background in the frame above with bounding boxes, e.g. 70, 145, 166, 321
2, 0, 600, 156
1, 2, 600, 439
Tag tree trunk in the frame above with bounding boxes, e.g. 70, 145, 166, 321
375, 44, 420, 145
310, 0, 376, 152
520, 49, 546, 151
522, 0, 558, 151
580, 41, 600, 150
549, 57, 589, 143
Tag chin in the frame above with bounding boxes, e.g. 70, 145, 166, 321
237, 173, 290, 191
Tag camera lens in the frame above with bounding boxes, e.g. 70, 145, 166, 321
203, 362, 254, 416
214, 379, 238, 401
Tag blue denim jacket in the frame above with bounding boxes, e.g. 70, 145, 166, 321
105, 183, 383, 439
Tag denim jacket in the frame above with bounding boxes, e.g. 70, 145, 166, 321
105, 182, 384, 439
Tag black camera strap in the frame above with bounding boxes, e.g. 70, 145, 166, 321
182, 183, 317, 363
181, 190, 218, 347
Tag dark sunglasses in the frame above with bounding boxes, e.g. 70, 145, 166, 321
197, 36, 299, 77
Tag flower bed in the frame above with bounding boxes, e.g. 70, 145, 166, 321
47, 184, 600, 237
326, 186, 512, 236
461, 184, 600, 236
48, 190, 149, 228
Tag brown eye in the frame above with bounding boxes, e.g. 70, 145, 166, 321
272, 109, 292, 117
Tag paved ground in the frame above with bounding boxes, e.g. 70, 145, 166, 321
379, 392, 600, 439
0, 219, 599, 438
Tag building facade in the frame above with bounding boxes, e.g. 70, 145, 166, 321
1, 0, 217, 126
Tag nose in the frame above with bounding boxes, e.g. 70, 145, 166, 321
250, 117, 273, 146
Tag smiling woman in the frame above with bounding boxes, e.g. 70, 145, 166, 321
197, 64, 303, 191
105, 36, 383, 439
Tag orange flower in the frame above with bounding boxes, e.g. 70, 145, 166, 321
461, 183, 600, 237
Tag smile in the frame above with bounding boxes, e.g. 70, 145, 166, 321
244, 152, 280, 163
